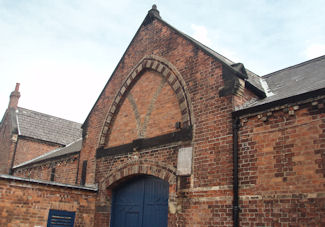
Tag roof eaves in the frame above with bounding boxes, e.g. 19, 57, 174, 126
13, 151, 80, 169
13, 146, 62, 169
13, 138, 82, 169
18, 135, 65, 147
232, 87, 325, 117
81, 12, 154, 129
154, 17, 266, 98
82, 9, 162, 128
82, 7, 266, 127
171, 24, 247, 80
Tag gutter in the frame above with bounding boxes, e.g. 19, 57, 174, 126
233, 87, 325, 118
232, 116, 240, 227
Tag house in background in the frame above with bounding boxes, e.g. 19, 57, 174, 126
0, 83, 82, 182
12, 138, 82, 184
0, 5, 324, 227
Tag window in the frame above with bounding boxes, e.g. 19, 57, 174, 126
50, 168, 55, 181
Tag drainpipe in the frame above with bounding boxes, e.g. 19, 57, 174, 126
232, 116, 240, 227
9, 136, 19, 175
75, 151, 81, 184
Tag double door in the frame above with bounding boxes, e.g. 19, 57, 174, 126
111, 175, 169, 227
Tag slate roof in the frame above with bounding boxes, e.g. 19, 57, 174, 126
16, 107, 82, 145
237, 55, 325, 110
13, 139, 82, 169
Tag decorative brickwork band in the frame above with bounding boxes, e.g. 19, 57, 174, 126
98, 55, 193, 147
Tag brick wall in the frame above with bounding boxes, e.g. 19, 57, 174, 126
0, 84, 21, 174
106, 70, 182, 147
14, 137, 61, 166
0, 175, 96, 227
13, 153, 79, 184
238, 99, 325, 226
233, 79, 258, 109
79, 15, 252, 226
95, 144, 179, 226
1, 9, 321, 227
79, 12, 235, 187
0, 111, 13, 174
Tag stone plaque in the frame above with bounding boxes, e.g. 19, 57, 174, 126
177, 147, 193, 176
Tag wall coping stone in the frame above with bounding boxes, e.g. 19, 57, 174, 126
0, 174, 98, 192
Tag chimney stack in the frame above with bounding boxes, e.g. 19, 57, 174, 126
8, 83, 20, 109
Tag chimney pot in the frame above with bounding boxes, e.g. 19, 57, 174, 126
15, 83, 20, 92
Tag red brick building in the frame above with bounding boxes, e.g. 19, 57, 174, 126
1, 5, 324, 227
0, 83, 82, 185
13, 139, 81, 184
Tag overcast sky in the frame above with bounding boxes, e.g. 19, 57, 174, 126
1, 0, 324, 123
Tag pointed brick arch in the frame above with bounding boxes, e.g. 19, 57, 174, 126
98, 55, 192, 147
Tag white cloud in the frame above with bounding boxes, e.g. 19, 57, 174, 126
1, 0, 325, 122
218, 48, 240, 63
190, 24, 212, 47
305, 44, 325, 59
190, 24, 241, 64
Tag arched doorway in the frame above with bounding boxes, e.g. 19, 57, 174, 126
110, 175, 169, 227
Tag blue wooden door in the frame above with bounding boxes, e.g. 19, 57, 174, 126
111, 175, 169, 227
